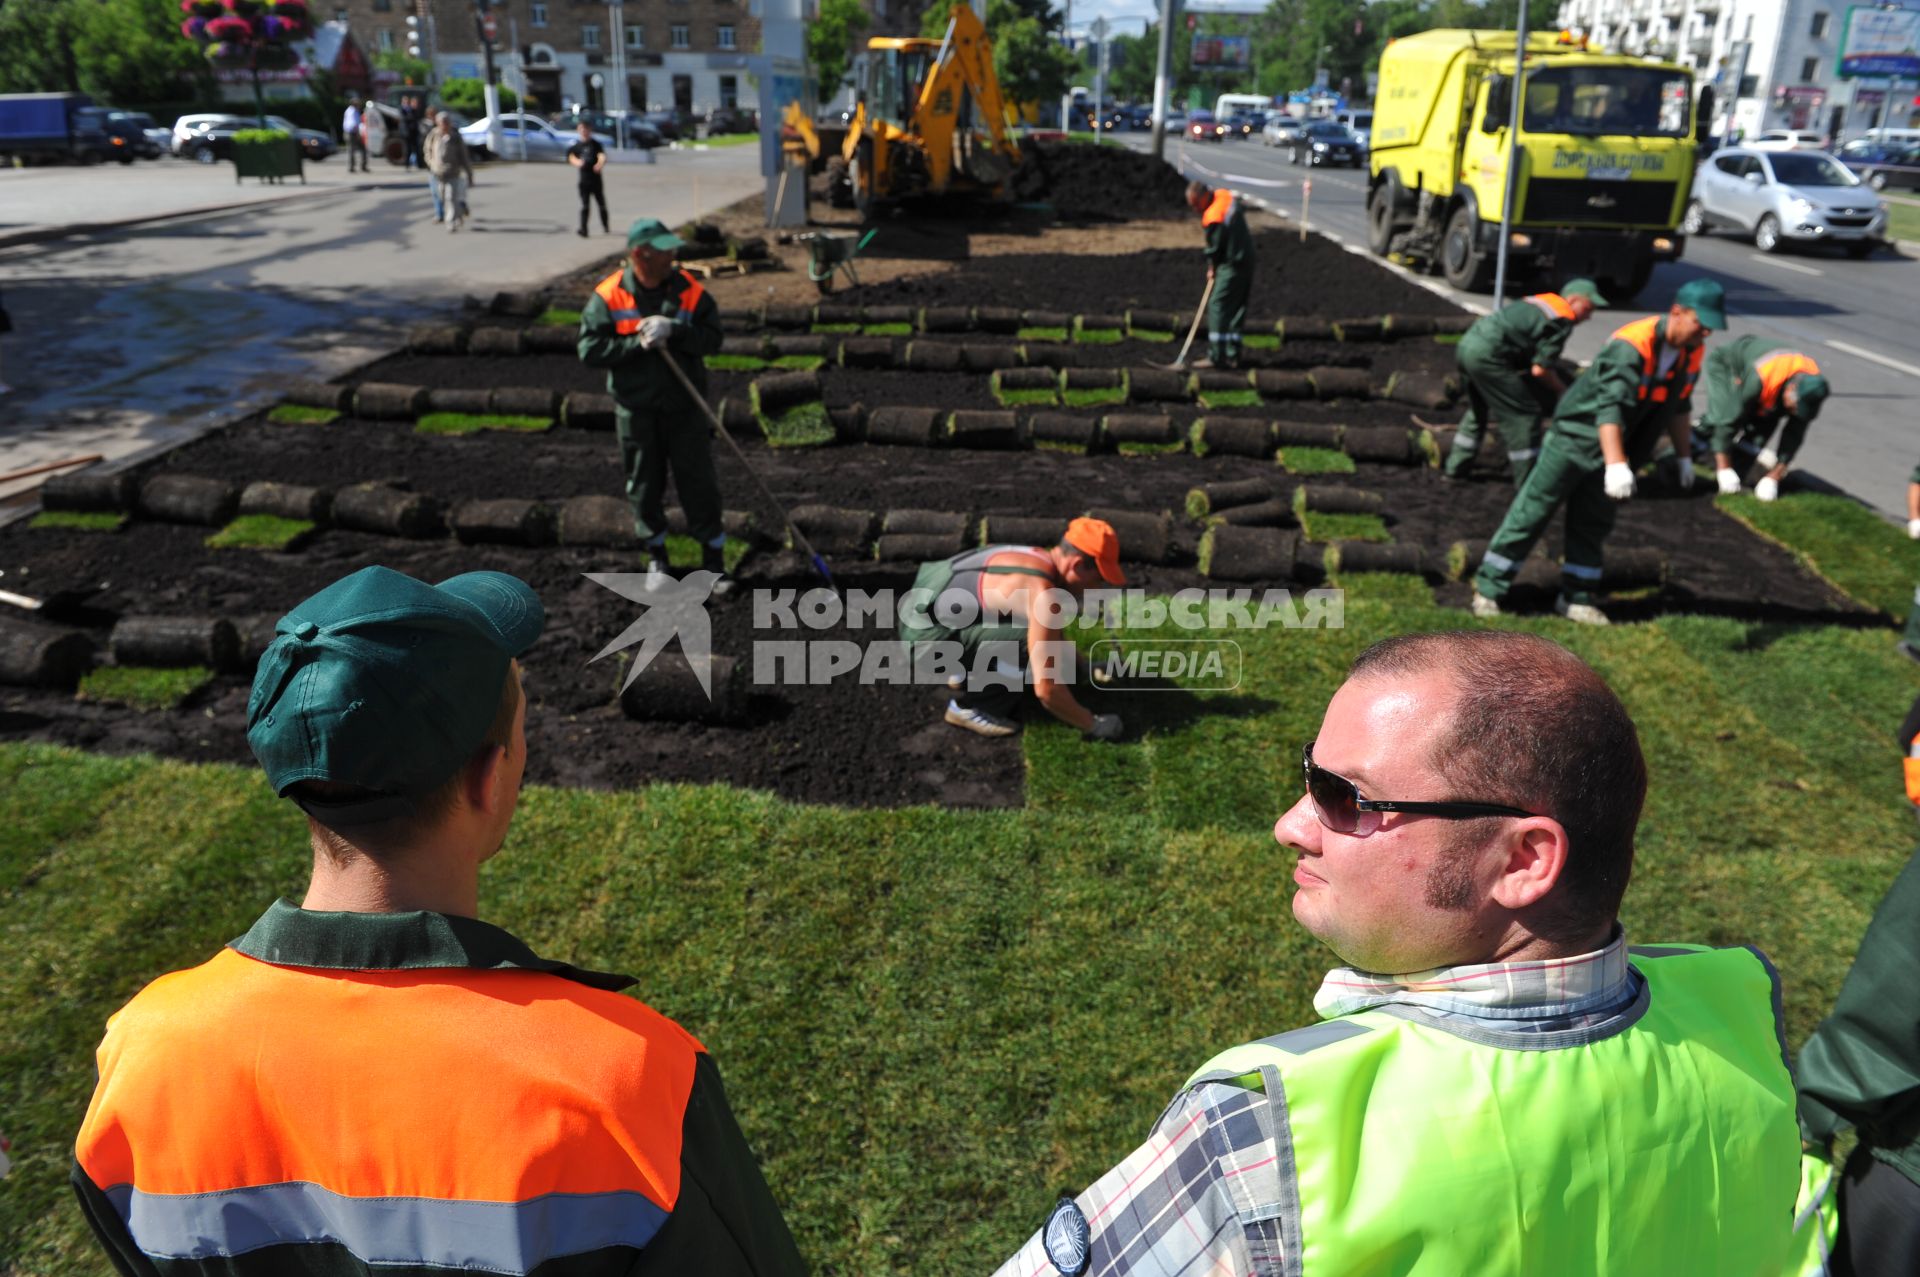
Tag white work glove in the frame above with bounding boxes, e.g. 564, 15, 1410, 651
1716, 467, 1742, 495
1754, 476, 1780, 502
638, 314, 672, 349
1087, 713, 1124, 742
1909, 518, 1920, 540
1603, 462, 1636, 501
1676, 457, 1695, 490
1757, 447, 1779, 470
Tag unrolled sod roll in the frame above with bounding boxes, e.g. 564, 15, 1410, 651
452, 499, 556, 547
749, 370, 823, 417
903, 342, 964, 372
1297, 484, 1384, 515
283, 380, 352, 412
975, 306, 1023, 334
240, 481, 331, 524
1601, 547, 1669, 589
523, 324, 576, 354
491, 386, 562, 418
617, 651, 746, 724
789, 504, 878, 553
426, 387, 494, 415
1274, 420, 1345, 449
1101, 414, 1178, 448
1251, 370, 1313, 400
467, 327, 525, 357
1190, 418, 1275, 458
331, 485, 444, 539
408, 324, 468, 355
354, 383, 430, 420
1325, 542, 1426, 576
1210, 498, 1296, 528
960, 344, 1022, 372
556, 495, 639, 548
1384, 372, 1453, 410
0, 616, 94, 689
994, 367, 1057, 392
1126, 368, 1190, 403
41, 469, 136, 513
1307, 367, 1373, 401
920, 306, 974, 333
140, 474, 239, 526
875, 531, 969, 561
947, 411, 1024, 450
1186, 477, 1280, 518
1342, 426, 1416, 464
884, 509, 973, 539
980, 515, 1068, 546
865, 407, 944, 447
1026, 412, 1102, 452
110, 615, 240, 671
1199, 525, 1297, 581
562, 392, 617, 430
1085, 507, 1172, 564
839, 338, 895, 369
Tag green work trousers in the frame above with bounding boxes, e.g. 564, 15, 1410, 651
616, 402, 723, 546
1472, 429, 1619, 606
1445, 345, 1553, 486
1207, 268, 1251, 366
1905, 584, 1920, 649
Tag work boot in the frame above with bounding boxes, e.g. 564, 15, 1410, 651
944, 701, 1018, 737
1187, 357, 1217, 370
703, 543, 735, 599
644, 541, 670, 578
1554, 595, 1611, 626
1469, 592, 1502, 619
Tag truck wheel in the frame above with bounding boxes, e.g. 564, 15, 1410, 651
1441, 206, 1493, 292
1754, 214, 1783, 253
825, 156, 855, 209
1680, 200, 1707, 236
1597, 262, 1652, 304
1366, 185, 1397, 256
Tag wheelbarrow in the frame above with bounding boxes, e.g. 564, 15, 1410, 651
798, 229, 877, 295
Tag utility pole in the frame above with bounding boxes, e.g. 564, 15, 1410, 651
1490, 0, 1528, 304
608, 0, 628, 147
1091, 15, 1108, 124
1150, 0, 1177, 159
476, 0, 503, 156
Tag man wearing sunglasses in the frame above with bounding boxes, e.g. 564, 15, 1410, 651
990, 630, 1802, 1277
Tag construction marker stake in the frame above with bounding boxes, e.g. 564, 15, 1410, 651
1300, 179, 1311, 243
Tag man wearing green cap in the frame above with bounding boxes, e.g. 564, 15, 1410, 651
580, 217, 732, 593
1472, 278, 1725, 625
1442, 279, 1606, 487
71, 566, 809, 1276
1700, 338, 1830, 501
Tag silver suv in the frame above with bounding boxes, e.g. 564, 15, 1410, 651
1683, 146, 1887, 257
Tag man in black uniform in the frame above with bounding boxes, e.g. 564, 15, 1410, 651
569, 121, 610, 238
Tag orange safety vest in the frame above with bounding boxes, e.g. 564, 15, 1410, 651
1753, 348, 1820, 414
1201, 187, 1240, 227
1610, 315, 1703, 405
1524, 292, 1579, 322
593, 266, 706, 336
1906, 733, 1920, 804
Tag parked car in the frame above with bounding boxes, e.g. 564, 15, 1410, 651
462, 112, 613, 161
1747, 129, 1825, 151
1836, 138, 1920, 192
1187, 110, 1227, 142
554, 108, 662, 149
1339, 109, 1373, 149
173, 113, 332, 163
1222, 110, 1265, 140
1261, 113, 1305, 147
1290, 120, 1362, 167
104, 111, 164, 160
702, 106, 758, 136
1682, 146, 1886, 256
0, 93, 115, 164
640, 108, 696, 140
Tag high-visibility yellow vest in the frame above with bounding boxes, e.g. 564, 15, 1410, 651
1185, 944, 1801, 1276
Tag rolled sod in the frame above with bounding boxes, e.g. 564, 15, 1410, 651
884, 509, 973, 539
236, 613, 282, 667
452, 499, 556, 547
354, 382, 430, 420
556, 495, 640, 548
1198, 524, 1297, 581
1445, 539, 1498, 581
762, 303, 812, 329
1085, 507, 1172, 564
994, 367, 1058, 392
1190, 370, 1252, 395
1210, 498, 1296, 528
1251, 370, 1314, 400
920, 306, 974, 334
1026, 412, 1102, 452
1601, 547, 1669, 589
865, 407, 944, 447
522, 325, 576, 354
1023, 309, 1072, 331
1433, 315, 1477, 335
490, 386, 562, 418
876, 531, 969, 561
467, 327, 526, 357
961, 344, 1023, 372
1325, 542, 1427, 576
903, 342, 964, 372
1384, 372, 1454, 410
408, 324, 468, 355
1331, 317, 1387, 342
1273, 420, 1345, 449
1190, 418, 1275, 459
0, 616, 94, 689
1063, 368, 1125, 391
981, 515, 1068, 546
1296, 484, 1384, 516
828, 404, 867, 442
283, 379, 352, 412
617, 651, 746, 725
1186, 477, 1281, 518
41, 469, 136, 513
715, 399, 762, 438
1342, 426, 1416, 464
1278, 316, 1335, 342
840, 338, 895, 369
749, 370, 823, 418
1125, 368, 1190, 403
769, 334, 830, 358
1385, 314, 1438, 338
426, 387, 494, 416
561, 392, 617, 431
790, 505, 878, 553
111, 615, 240, 671
488, 290, 547, 317
1308, 368, 1373, 401
947, 411, 1024, 450
975, 306, 1023, 334
239, 481, 331, 524
861, 305, 915, 326
721, 335, 770, 359
814, 303, 861, 326
331, 485, 445, 539
1128, 308, 1181, 334
1101, 414, 1178, 448
1026, 343, 1082, 368
139, 474, 239, 526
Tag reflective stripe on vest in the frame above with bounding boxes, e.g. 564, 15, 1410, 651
1611, 315, 1703, 405
593, 267, 707, 336
1202, 188, 1239, 227
1755, 349, 1820, 413
75, 948, 701, 1269
1184, 944, 1800, 1276
1524, 292, 1578, 322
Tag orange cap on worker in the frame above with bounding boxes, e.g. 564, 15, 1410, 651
1064, 517, 1126, 586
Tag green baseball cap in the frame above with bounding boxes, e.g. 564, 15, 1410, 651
1792, 372, 1830, 419
1562, 278, 1609, 307
1673, 277, 1728, 331
626, 217, 686, 252
246, 566, 544, 826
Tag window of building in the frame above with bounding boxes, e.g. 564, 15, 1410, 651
626, 23, 644, 46
1810, 11, 1828, 38
717, 24, 735, 48
1800, 56, 1818, 81
372, 0, 390, 11
720, 73, 737, 107
530, 2, 547, 25
670, 23, 689, 47
377, 27, 393, 49
582, 22, 600, 47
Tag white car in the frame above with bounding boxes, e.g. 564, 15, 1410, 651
1746, 130, 1825, 151
1262, 114, 1305, 146
1683, 146, 1886, 256
459, 113, 612, 161
1339, 109, 1373, 149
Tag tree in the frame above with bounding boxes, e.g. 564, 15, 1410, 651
439, 76, 517, 115
994, 8, 1077, 109
178, 0, 312, 119
373, 48, 432, 89
69, 0, 212, 103
807, 0, 868, 99
0, 0, 86, 94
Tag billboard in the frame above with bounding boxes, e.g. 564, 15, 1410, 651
1838, 6, 1920, 80
1191, 34, 1251, 69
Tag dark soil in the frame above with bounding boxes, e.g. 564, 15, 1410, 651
1008, 139, 1192, 222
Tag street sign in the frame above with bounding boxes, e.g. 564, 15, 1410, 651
481, 12, 498, 42
1090, 16, 1108, 39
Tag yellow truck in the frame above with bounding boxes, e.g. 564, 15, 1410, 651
1367, 29, 1710, 300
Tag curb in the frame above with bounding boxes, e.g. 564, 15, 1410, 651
0, 182, 360, 251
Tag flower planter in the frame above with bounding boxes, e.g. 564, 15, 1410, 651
232, 134, 303, 184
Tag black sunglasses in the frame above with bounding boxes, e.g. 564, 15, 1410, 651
1303, 742, 1534, 836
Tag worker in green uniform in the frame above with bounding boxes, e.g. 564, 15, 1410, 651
1441, 279, 1606, 486
1186, 181, 1256, 370
1702, 337, 1830, 501
1471, 278, 1725, 626
579, 218, 731, 594
1901, 465, 1920, 662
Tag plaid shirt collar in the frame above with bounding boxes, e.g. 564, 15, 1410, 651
1313, 926, 1632, 1025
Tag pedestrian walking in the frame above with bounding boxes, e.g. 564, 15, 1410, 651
1184, 180, 1256, 369
342, 96, 366, 173
401, 98, 423, 172
70, 564, 811, 1277
424, 114, 473, 232
569, 121, 610, 237
421, 106, 445, 221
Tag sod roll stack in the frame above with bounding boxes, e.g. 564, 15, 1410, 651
42, 469, 136, 514
1085, 507, 1172, 564
240, 482, 331, 524
1199, 524, 1298, 581
557, 496, 639, 548
110, 615, 240, 671
139, 475, 239, 527
332, 485, 445, 539
0, 617, 95, 689
1187, 478, 1284, 520
1191, 418, 1275, 459
789, 505, 877, 554
1027, 412, 1102, 453
617, 652, 747, 725
452, 499, 556, 547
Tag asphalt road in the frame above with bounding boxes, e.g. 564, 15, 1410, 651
1134, 133, 1920, 517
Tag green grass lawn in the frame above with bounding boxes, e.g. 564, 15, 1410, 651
708, 354, 770, 372
1017, 326, 1068, 342
1061, 386, 1127, 408
204, 515, 315, 552
1196, 389, 1262, 410
662, 533, 751, 573
862, 322, 913, 337
1073, 327, 1124, 345
1277, 446, 1356, 475
994, 388, 1059, 407
73, 665, 211, 711
535, 307, 582, 327
756, 401, 836, 448
27, 511, 125, 533
266, 404, 339, 426
1243, 333, 1281, 351
1717, 492, 1920, 618
1883, 198, 1920, 244
414, 413, 552, 436
1299, 510, 1392, 543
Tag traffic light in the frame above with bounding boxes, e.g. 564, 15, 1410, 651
405, 14, 422, 57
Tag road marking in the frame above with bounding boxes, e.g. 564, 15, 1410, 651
1747, 253, 1823, 276
1826, 339, 1920, 379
